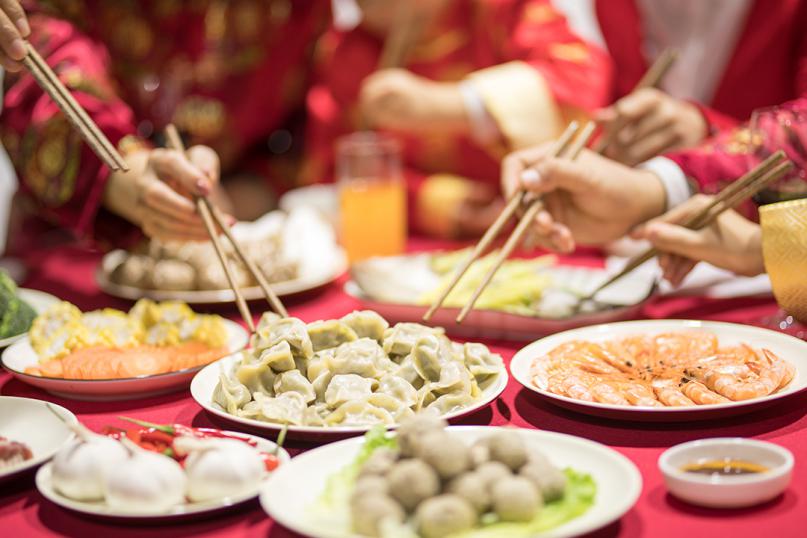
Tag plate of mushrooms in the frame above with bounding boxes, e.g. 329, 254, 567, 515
260, 417, 641, 538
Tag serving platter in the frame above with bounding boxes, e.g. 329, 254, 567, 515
0, 396, 77, 482
260, 426, 642, 538
190, 352, 509, 439
1, 319, 248, 401
0, 288, 60, 349
347, 254, 656, 341
36, 430, 290, 522
510, 320, 807, 421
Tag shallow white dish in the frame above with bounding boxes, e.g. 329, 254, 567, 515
510, 320, 807, 422
260, 426, 642, 538
347, 253, 656, 341
191, 352, 508, 439
0, 396, 77, 482
0, 289, 61, 349
1, 319, 248, 401
659, 438, 793, 508
36, 430, 290, 522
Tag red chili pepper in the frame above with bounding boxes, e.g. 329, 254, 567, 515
262, 453, 280, 471
140, 429, 175, 446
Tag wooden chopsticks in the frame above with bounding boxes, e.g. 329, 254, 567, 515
378, 2, 422, 70
21, 42, 128, 172
454, 122, 597, 323
592, 48, 678, 154
582, 151, 792, 300
164, 125, 288, 332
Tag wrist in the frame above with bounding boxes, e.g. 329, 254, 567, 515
428, 82, 471, 134
634, 169, 668, 223
102, 150, 149, 225
742, 224, 766, 276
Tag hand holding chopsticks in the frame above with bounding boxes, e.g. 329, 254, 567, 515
164, 125, 288, 332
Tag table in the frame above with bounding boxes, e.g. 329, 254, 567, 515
2, 240, 805, 538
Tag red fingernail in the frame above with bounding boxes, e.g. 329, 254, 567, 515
196, 179, 211, 195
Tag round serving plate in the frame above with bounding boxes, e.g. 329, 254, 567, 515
510, 319, 807, 422
260, 426, 642, 538
0, 289, 61, 349
1, 319, 249, 401
36, 430, 290, 523
0, 396, 77, 483
191, 352, 509, 440
97, 248, 348, 304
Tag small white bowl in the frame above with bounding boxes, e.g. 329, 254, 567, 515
659, 438, 793, 508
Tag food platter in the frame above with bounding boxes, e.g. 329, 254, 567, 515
1, 319, 248, 401
191, 351, 509, 439
260, 426, 642, 538
0, 288, 60, 349
510, 320, 807, 421
35, 430, 290, 522
347, 253, 656, 341
0, 396, 77, 483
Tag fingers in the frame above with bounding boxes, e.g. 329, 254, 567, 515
659, 253, 696, 287
613, 88, 662, 121
500, 143, 554, 200
631, 194, 714, 238
520, 157, 598, 195
0, 1, 28, 35
141, 180, 202, 225
616, 127, 677, 166
149, 148, 211, 196
0, 7, 25, 69
643, 221, 712, 263
187, 145, 220, 184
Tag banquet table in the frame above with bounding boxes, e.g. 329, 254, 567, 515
1, 238, 805, 538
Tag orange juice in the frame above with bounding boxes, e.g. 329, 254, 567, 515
339, 177, 407, 262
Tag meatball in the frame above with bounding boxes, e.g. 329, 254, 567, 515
351, 494, 405, 537
487, 431, 528, 471
397, 415, 448, 458
415, 494, 477, 538
519, 456, 567, 502
359, 448, 398, 478
352, 474, 389, 503
416, 431, 471, 480
111, 255, 153, 287
491, 476, 542, 522
469, 438, 491, 467
150, 259, 196, 291
387, 459, 440, 512
474, 461, 511, 491
446, 471, 490, 514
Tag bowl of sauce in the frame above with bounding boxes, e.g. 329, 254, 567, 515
658, 438, 793, 508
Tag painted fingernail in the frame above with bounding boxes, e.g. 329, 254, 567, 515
520, 168, 541, 186
16, 18, 30, 37
10, 39, 25, 60
196, 179, 211, 194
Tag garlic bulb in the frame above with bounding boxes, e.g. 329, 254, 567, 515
174, 436, 265, 502
103, 440, 187, 512
51, 426, 128, 501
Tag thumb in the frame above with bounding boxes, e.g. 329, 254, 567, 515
644, 222, 710, 262
521, 158, 595, 195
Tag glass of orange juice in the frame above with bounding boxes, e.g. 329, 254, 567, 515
336, 132, 407, 263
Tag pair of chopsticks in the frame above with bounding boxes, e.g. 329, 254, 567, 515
581, 151, 792, 301
21, 42, 128, 171
163, 125, 288, 332
425, 50, 678, 323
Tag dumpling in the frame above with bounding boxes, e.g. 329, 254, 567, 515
325, 400, 395, 426
325, 374, 377, 408
256, 340, 296, 373
307, 320, 358, 352
328, 338, 395, 379
416, 362, 477, 411
306, 349, 333, 382
383, 323, 445, 357
367, 393, 416, 422
376, 374, 418, 408
425, 392, 475, 415
213, 371, 251, 414
274, 370, 316, 403
302, 403, 331, 426
312, 371, 334, 403
240, 392, 306, 425
252, 317, 313, 360
394, 354, 423, 387
410, 334, 455, 383
235, 351, 276, 395
463, 343, 503, 381
340, 311, 389, 342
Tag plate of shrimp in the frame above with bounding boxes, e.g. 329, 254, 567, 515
510, 320, 807, 421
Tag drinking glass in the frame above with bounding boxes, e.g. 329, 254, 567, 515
336, 132, 407, 263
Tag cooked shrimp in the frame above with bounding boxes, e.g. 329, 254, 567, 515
590, 381, 630, 405
554, 373, 596, 401
680, 379, 730, 405
652, 379, 696, 406
616, 381, 664, 407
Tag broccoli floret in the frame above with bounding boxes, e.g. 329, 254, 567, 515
0, 297, 36, 338
0, 270, 17, 317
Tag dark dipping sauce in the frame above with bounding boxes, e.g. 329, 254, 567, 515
681, 459, 769, 476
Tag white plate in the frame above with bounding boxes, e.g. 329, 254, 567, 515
0, 289, 61, 349
0, 396, 76, 482
260, 426, 642, 538
36, 430, 290, 522
97, 248, 348, 304
510, 320, 807, 422
1, 319, 249, 401
191, 352, 509, 439
347, 254, 656, 341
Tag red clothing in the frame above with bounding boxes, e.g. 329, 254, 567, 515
2, 0, 328, 242
596, 0, 807, 134
304, 0, 612, 236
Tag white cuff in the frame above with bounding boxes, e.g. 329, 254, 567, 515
639, 157, 692, 210
458, 81, 500, 145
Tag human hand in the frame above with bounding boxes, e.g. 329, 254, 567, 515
630, 194, 765, 286
453, 186, 505, 239
104, 145, 234, 242
501, 144, 667, 252
358, 0, 448, 35
0, 0, 30, 72
359, 68, 468, 135
596, 88, 708, 166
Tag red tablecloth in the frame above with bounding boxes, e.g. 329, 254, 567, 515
2, 240, 805, 538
